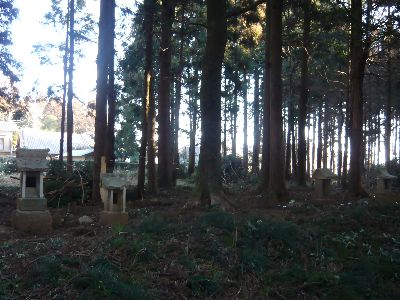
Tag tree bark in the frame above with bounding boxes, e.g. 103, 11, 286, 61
316, 102, 323, 169
188, 95, 197, 176
158, 0, 175, 189
242, 71, 248, 174
260, 0, 271, 191
59, 1, 69, 161
267, 0, 285, 201
297, 0, 310, 185
349, 0, 366, 196
92, 0, 111, 203
106, 0, 116, 173
198, 0, 227, 206
251, 69, 260, 174
66, 0, 75, 172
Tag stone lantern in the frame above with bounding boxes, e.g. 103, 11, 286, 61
376, 169, 396, 194
12, 148, 52, 233
99, 173, 128, 226
312, 168, 337, 200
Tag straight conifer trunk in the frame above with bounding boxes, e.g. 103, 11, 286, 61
198, 0, 227, 205
158, 0, 175, 189
297, 0, 311, 185
267, 0, 285, 201
66, 0, 75, 172
92, 0, 111, 202
243, 71, 248, 173
252, 70, 260, 174
60, 2, 69, 161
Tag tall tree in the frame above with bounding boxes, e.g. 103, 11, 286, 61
297, 0, 311, 186
158, 0, 175, 189
92, 0, 114, 202
197, 0, 227, 206
266, 0, 285, 201
66, 0, 75, 172
251, 69, 261, 174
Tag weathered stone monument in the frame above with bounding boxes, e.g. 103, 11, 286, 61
12, 148, 52, 233
99, 173, 128, 226
312, 168, 337, 200
376, 169, 397, 194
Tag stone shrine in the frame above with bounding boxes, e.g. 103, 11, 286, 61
312, 168, 337, 200
376, 169, 397, 194
12, 148, 52, 233
99, 173, 128, 226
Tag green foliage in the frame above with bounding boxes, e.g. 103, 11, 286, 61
187, 275, 221, 298
73, 264, 152, 300
221, 155, 245, 182
200, 210, 235, 231
0, 157, 17, 174
138, 214, 173, 237
27, 256, 72, 287
44, 159, 93, 207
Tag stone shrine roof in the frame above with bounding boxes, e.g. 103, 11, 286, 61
312, 168, 337, 180
377, 169, 397, 179
16, 148, 49, 171
101, 173, 127, 190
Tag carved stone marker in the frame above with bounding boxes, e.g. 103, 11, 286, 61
12, 148, 52, 233
312, 168, 337, 200
99, 173, 128, 226
376, 169, 396, 194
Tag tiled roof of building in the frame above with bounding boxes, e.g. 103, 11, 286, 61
20, 128, 93, 155
0, 121, 18, 132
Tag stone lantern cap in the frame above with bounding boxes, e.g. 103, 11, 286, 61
377, 169, 396, 180
101, 173, 127, 190
16, 148, 49, 171
312, 168, 337, 180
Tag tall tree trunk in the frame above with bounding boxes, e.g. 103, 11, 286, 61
106, 0, 116, 173
285, 103, 293, 179
158, 0, 175, 189
322, 104, 329, 169
260, 0, 271, 191
173, 5, 185, 184
291, 126, 297, 177
316, 102, 323, 169
66, 0, 75, 172
198, 0, 227, 205
188, 95, 198, 176
252, 69, 260, 174
297, 0, 310, 185
349, 0, 366, 196
337, 101, 344, 179
92, 0, 112, 203
223, 77, 228, 158
267, 0, 285, 201
385, 47, 392, 168
59, 2, 69, 161
243, 71, 248, 174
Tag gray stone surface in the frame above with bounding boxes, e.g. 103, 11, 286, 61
17, 198, 47, 211
78, 215, 94, 224
101, 173, 127, 189
16, 148, 49, 171
12, 209, 52, 234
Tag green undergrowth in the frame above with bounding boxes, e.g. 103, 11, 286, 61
2, 201, 399, 299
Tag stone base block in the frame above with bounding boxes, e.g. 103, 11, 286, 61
12, 210, 52, 234
99, 211, 128, 226
17, 198, 47, 211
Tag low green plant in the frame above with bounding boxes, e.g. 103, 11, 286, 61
187, 275, 221, 297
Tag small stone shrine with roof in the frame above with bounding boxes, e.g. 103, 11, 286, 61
376, 168, 397, 194
12, 148, 52, 233
99, 173, 128, 226
312, 168, 337, 200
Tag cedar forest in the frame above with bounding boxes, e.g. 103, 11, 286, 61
0, 0, 400, 299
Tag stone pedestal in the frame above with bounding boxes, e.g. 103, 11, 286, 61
13, 148, 52, 234
12, 210, 52, 234
99, 211, 129, 226
312, 168, 337, 201
100, 173, 128, 226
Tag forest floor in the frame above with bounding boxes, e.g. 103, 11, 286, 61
0, 179, 400, 299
